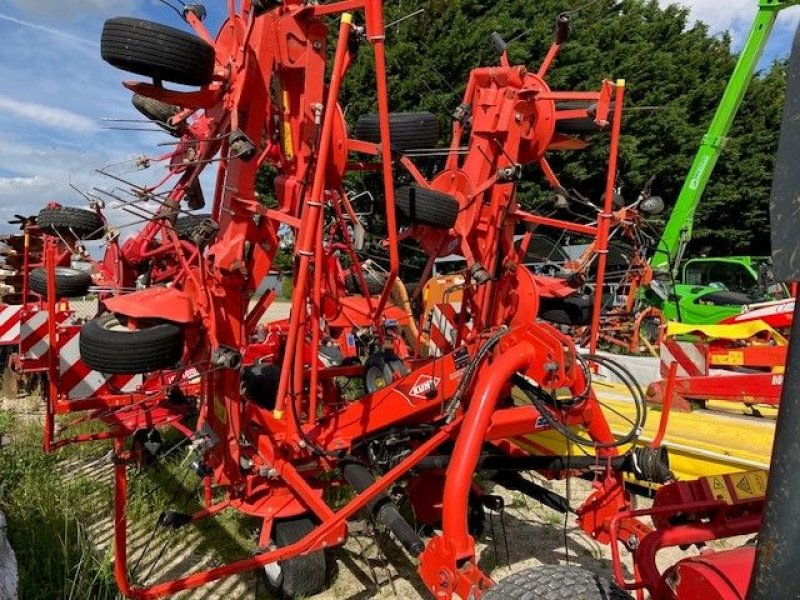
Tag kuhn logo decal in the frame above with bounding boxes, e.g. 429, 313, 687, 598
409, 375, 441, 399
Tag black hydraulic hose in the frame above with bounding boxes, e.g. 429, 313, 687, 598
341, 461, 425, 556
417, 446, 671, 484
513, 353, 647, 449
490, 471, 573, 514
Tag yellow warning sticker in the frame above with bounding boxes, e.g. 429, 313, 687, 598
711, 351, 744, 366
706, 475, 733, 504
729, 471, 768, 501
214, 398, 228, 425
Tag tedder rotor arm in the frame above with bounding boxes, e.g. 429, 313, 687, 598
653, 0, 798, 274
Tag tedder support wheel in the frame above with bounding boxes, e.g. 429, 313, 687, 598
101, 17, 216, 87
539, 293, 593, 326
354, 112, 440, 151
132, 94, 182, 136
262, 517, 327, 599
173, 213, 213, 241
344, 271, 385, 296
395, 186, 459, 229
37, 206, 104, 240
79, 313, 183, 374
483, 566, 633, 600
29, 267, 92, 298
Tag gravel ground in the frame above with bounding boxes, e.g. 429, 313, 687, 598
56, 448, 743, 600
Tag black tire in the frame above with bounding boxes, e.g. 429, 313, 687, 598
37, 207, 104, 240
241, 363, 280, 410
101, 17, 215, 87
29, 267, 92, 298
483, 566, 632, 600
699, 290, 753, 306
539, 293, 593, 326
132, 93, 182, 136
395, 186, 459, 229
79, 313, 183, 374
173, 213, 212, 240
354, 112, 439, 151
344, 272, 385, 296
555, 102, 616, 135
263, 517, 327, 599
364, 353, 394, 394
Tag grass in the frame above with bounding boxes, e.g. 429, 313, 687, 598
0, 409, 268, 599
0, 410, 119, 599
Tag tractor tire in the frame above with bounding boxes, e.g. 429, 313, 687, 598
29, 267, 92, 298
344, 272, 385, 296
101, 17, 216, 87
483, 566, 632, 600
539, 293, 593, 326
263, 517, 327, 599
37, 207, 104, 240
173, 213, 212, 240
354, 112, 440, 152
700, 290, 753, 306
132, 93, 182, 136
79, 313, 183, 374
395, 186, 459, 229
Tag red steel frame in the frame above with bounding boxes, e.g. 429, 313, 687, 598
34, 1, 686, 598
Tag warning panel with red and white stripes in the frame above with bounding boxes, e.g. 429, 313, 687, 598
0, 304, 22, 346
428, 302, 462, 357
58, 323, 142, 400
659, 339, 708, 378
19, 306, 66, 371
19, 307, 142, 400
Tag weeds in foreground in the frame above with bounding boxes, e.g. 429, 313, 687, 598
0, 412, 119, 599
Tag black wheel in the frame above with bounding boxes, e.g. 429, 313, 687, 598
131, 428, 163, 470
699, 290, 753, 306
263, 517, 327, 599
344, 271, 385, 296
395, 186, 459, 229
364, 352, 393, 394
29, 267, 92, 298
37, 207, 104, 240
241, 363, 280, 410
484, 566, 632, 600
79, 313, 183, 374
132, 93, 182, 136
354, 112, 440, 152
555, 102, 616, 135
101, 17, 216, 87
173, 213, 213, 240
539, 293, 593, 326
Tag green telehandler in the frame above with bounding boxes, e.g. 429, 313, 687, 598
647, 0, 794, 324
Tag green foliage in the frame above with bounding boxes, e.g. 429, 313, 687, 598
0, 421, 118, 599
338, 0, 784, 256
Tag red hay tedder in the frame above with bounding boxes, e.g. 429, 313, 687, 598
20, 1, 800, 599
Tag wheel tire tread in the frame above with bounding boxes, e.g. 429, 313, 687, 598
79, 314, 183, 374
483, 566, 632, 600
101, 17, 215, 87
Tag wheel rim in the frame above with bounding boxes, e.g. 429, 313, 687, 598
102, 317, 132, 333
263, 560, 282, 586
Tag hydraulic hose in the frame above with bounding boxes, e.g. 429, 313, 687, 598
341, 461, 424, 556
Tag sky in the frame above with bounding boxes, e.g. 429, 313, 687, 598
0, 1, 798, 234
